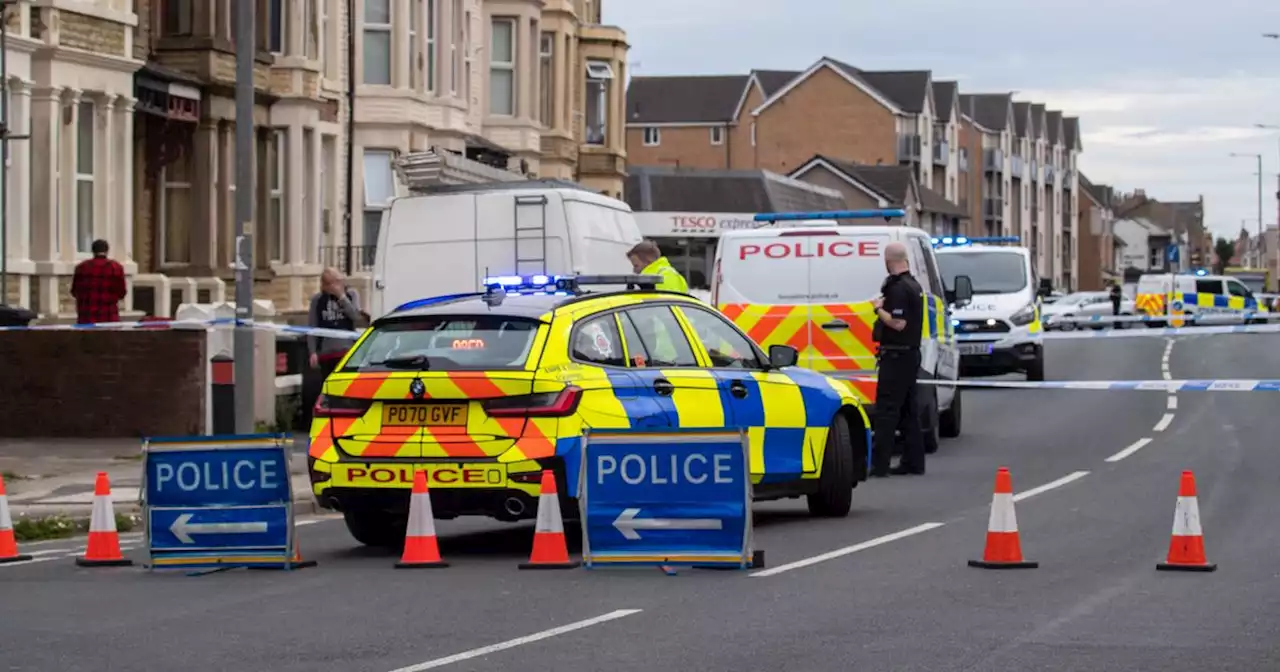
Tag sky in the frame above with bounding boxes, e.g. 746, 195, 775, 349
604, 0, 1280, 241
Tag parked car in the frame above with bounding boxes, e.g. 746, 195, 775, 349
1042, 291, 1136, 330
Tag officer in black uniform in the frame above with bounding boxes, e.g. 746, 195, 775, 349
870, 242, 926, 477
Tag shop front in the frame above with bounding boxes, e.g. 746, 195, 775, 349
632, 212, 764, 290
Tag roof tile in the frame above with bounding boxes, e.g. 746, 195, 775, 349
625, 75, 749, 124
932, 81, 958, 122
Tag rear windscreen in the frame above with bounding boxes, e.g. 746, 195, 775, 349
341, 316, 542, 372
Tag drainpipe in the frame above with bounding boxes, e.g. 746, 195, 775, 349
342, 0, 356, 274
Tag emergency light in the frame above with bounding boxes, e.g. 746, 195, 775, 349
753, 209, 908, 222
932, 235, 1021, 248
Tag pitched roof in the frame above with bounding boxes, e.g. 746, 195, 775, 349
855, 70, 932, 113
1012, 102, 1031, 138
1063, 117, 1081, 150
959, 93, 1012, 131
790, 156, 967, 218
625, 75, 749, 124
624, 165, 846, 213
932, 81, 958, 122
1030, 103, 1046, 138
752, 57, 904, 116
1079, 173, 1114, 207
1045, 110, 1063, 145
754, 70, 800, 97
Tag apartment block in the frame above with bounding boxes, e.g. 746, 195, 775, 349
1078, 176, 1120, 290
624, 57, 966, 212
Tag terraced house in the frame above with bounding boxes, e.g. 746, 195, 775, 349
624, 57, 967, 233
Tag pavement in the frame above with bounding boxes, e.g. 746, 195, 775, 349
2, 333, 1279, 671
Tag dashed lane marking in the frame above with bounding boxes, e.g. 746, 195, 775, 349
1011, 471, 1090, 502
750, 522, 946, 578
1106, 438, 1153, 463
384, 609, 644, 671
1153, 413, 1175, 432
1167, 396, 1178, 410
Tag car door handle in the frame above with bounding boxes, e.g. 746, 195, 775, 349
652, 379, 675, 397
821, 320, 849, 330
729, 380, 749, 399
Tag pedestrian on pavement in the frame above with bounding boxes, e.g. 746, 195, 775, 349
869, 242, 926, 477
70, 239, 127, 325
626, 240, 690, 293
1109, 282, 1122, 316
303, 268, 363, 422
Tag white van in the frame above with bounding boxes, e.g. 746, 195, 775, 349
711, 222, 971, 452
369, 181, 643, 319
1135, 272, 1268, 324
934, 241, 1046, 381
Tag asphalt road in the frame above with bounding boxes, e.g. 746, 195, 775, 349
3, 333, 1278, 672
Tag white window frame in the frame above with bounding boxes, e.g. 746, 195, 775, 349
303, 0, 317, 58
363, 0, 392, 85
450, 0, 462, 95
159, 159, 192, 265
362, 149, 397, 250
426, 0, 437, 92
268, 0, 286, 55
750, 122, 757, 146
409, 0, 420, 90
75, 100, 95, 254
710, 126, 724, 145
642, 127, 660, 147
584, 59, 612, 146
538, 31, 553, 124
318, 0, 329, 74
489, 17, 517, 116
268, 129, 286, 262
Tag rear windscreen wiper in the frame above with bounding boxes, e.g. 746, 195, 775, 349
376, 354, 431, 370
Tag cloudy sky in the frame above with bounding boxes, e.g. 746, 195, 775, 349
605, 0, 1280, 241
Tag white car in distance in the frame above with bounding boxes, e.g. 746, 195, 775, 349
1042, 291, 1136, 330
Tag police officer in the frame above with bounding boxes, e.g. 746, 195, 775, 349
870, 242, 926, 477
626, 240, 690, 293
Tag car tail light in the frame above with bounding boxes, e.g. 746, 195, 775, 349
313, 394, 371, 418
483, 386, 583, 417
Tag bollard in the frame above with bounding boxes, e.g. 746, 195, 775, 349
211, 354, 235, 434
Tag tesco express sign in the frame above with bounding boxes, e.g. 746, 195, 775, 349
634, 212, 763, 238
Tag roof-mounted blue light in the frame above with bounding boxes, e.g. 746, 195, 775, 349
753, 209, 908, 222
933, 235, 1019, 248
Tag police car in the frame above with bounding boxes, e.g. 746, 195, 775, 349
309, 274, 872, 546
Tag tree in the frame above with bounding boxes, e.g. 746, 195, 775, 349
1212, 237, 1235, 274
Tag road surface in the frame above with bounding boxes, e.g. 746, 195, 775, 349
2, 334, 1278, 671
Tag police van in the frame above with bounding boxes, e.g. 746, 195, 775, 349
710, 210, 973, 452
1135, 271, 1269, 324
369, 154, 643, 319
933, 237, 1047, 381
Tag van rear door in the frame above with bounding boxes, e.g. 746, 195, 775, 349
714, 230, 814, 365
804, 230, 890, 390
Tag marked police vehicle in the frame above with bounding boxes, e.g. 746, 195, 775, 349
933, 237, 1047, 381
1135, 270, 1270, 325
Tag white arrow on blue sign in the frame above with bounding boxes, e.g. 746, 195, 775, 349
169, 513, 269, 544
612, 508, 724, 540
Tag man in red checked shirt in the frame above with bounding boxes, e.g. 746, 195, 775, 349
70, 239, 127, 324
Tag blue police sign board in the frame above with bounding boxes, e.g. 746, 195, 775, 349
143, 434, 303, 571
579, 429, 752, 569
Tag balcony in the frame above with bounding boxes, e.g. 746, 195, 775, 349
1044, 164, 1055, 183
959, 149, 969, 172
983, 198, 1003, 220
1011, 155, 1025, 180
1031, 160, 1039, 182
933, 141, 948, 167
983, 149, 1003, 173
897, 134, 922, 162
320, 245, 376, 275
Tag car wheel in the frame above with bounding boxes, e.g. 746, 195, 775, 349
922, 391, 941, 454
343, 508, 406, 548
807, 414, 855, 518
939, 386, 962, 438
1061, 319, 1076, 332
1026, 349, 1046, 382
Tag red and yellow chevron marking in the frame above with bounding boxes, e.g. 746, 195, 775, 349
1135, 293, 1165, 316
720, 301, 878, 379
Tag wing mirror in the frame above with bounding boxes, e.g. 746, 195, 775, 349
768, 344, 799, 369
946, 274, 974, 307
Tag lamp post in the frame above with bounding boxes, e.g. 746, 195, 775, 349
1229, 152, 1264, 266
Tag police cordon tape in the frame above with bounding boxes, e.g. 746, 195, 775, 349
1047, 312, 1280, 325
958, 321, 1280, 342
843, 376, 1280, 392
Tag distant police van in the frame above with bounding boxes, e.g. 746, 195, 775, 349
710, 210, 974, 452
933, 237, 1046, 381
1135, 271, 1270, 325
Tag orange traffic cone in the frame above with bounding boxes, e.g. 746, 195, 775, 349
395, 470, 448, 568
1157, 470, 1216, 572
968, 467, 1038, 569
75, 472, 133, 567
519, 470, 579, 570
0, 474, 31, 564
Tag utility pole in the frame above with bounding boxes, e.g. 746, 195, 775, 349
342, 0, 355, 275
0, 0, 31, 306
233, 0, 256, 432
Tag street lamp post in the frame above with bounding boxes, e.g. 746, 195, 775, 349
1229, 152, 1264, 266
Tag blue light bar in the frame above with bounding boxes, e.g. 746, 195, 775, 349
393, 292, 484, 312
753, 209, 908, 222
932, 235, 1021, 248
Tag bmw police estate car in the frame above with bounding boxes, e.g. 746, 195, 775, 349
309, 274, 872, 546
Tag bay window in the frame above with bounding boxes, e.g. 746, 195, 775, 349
489, 18, 516, 116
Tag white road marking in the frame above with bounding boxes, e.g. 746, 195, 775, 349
750, 522, 945, 578
1106, 438, 1153, 463
1161, 369, 1172, 381
385, 609, 644, 671
1012, 471, 1090, 502
1167, 396, 1178, 410
1153, 413, 1175, 432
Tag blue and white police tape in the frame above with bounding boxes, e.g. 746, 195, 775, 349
956, 321, 1280, 342
0, 316, 367, 341
844, 376, 1280, 392
1046, 312, 1279, 325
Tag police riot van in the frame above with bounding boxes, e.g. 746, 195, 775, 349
710, 210, 973, 452
933, 237, 1046, 381
1135, 271, 1269, 325
369, 155, 643, 319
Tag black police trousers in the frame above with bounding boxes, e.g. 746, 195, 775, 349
872, 347, 925, 473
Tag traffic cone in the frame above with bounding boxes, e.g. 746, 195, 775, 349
75, 472, 133, 567
968, 467, 1038, 569
395, 470, 448, 568
0, 474, 31, 564
519, 470, 579, 570
1157, 470, 1216, 572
